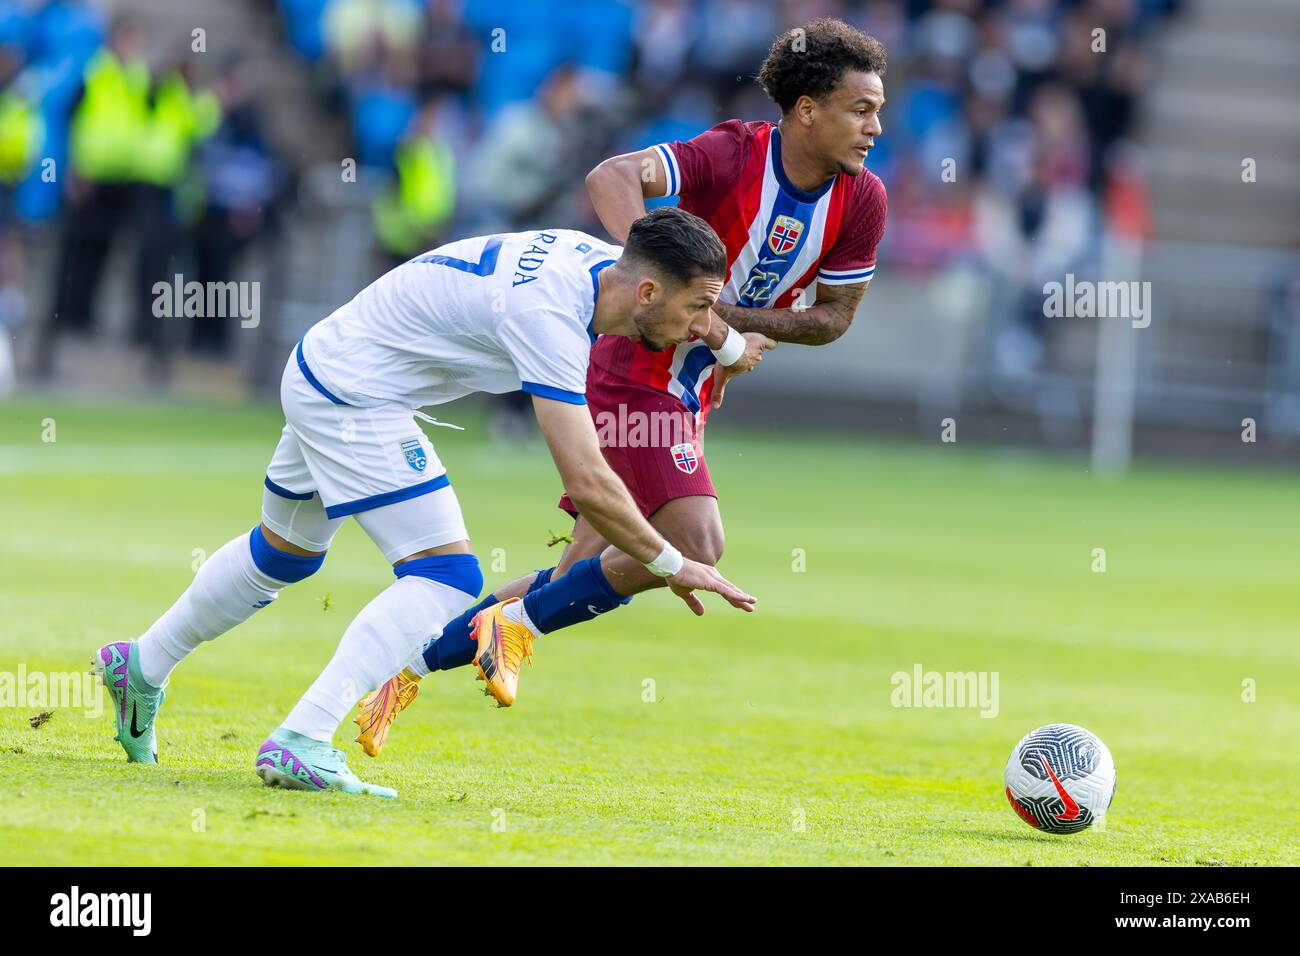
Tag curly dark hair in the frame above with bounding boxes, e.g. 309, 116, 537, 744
757, 18, 887, 114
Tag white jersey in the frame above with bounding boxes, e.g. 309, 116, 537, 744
300, 229, 621, 409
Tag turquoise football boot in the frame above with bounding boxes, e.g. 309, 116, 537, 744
92, 641, 165, 764
255, 728, 397, 798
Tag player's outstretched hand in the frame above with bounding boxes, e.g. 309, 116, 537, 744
712, 333, 776, 409
666, 558, 757, 616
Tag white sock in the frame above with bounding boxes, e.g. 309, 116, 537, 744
282, 576, 470, 742
406, 651, 431, 678
501, 598, 539, 634
136, 534, 288, 687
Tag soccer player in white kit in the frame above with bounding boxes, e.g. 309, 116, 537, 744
92, 208, 756, 798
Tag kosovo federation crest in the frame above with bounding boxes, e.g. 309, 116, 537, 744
767, 214, 804, 255
400, 437, 427, 472
670, 442, 699, 475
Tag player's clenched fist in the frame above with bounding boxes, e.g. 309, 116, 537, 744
738, 330, 774, 371
666, 558, 757, 616
732, 332, 778, 374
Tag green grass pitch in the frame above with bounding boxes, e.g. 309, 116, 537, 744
0, 398, 1296, 866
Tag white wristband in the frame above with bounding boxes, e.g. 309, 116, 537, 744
711, 326, 746, 366
644, 541, 684, 578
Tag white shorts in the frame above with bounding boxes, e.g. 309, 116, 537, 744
262, 346, 469, 562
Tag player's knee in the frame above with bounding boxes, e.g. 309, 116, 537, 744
394, 552, 484, 598
677, 526, 725, 566
249, 524, 326, 584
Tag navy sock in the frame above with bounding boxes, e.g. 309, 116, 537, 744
421, 593, 493, 672
522, 555, 630, 635
421, 567, 557, 672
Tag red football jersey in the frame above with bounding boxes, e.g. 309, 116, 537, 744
590, 120, 888, 416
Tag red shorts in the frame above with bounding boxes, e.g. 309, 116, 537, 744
557, 363, 716, 519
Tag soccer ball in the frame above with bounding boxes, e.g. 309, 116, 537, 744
1004, 723, 1116, 834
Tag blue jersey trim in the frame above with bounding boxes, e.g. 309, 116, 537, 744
324, 473, 452, 519
296, 340, 350, 406
415, 235, 504, 275
769, 127, 835, 203
587, 259, 616, 343
521, 381, 587, 405
394, 553, 483, 598
673, 345, 717, 414
264, 476, 315, 501
655, 144, 678, 196
819, 266, 876, 282
248, 525, 325, 583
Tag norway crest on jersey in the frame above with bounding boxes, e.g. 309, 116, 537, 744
767, 215, 804, 256
400, 437, 427, 473
670, 442, 699, 475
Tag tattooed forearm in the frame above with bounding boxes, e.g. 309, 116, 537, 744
713, 282, 868, 345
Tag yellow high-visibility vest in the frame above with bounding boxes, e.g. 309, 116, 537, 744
0, 90, 44, 184
373, 138, 455, 255
135, 71, 221, 187
69, 50, 150, 182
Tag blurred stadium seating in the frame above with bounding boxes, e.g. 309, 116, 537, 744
1, 0, 1298, 462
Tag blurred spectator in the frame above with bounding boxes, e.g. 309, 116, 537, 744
132, 51, 220, 371
462, 63, 603, 232
1056, 0, 1150, 189
349, 55, 418, 169
691, 0, 778, 88
372, 92, 456, 263
269, 0, 1181, 273
191, 55, 289, 355
8, 0, 104, 223
0, 49, 43, 193
976, 82, 1095, 376
323, 0, 422, 78
35, 13, 150, 381
3, 0, 1187, 392
0, 42, 41, 395
415, 0, 480, 98
630, 0, 694, 102
36, 16, 221, 382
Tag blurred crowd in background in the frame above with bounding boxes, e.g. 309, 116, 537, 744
281, 0, 1183, 379
0, 0, 1186, 392
0, 0, 292, 387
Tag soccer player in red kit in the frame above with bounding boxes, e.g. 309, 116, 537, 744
355, 18, 889, 752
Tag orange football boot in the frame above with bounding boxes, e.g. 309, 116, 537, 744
471, 598, 537, 707
354, 667, 422, 756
